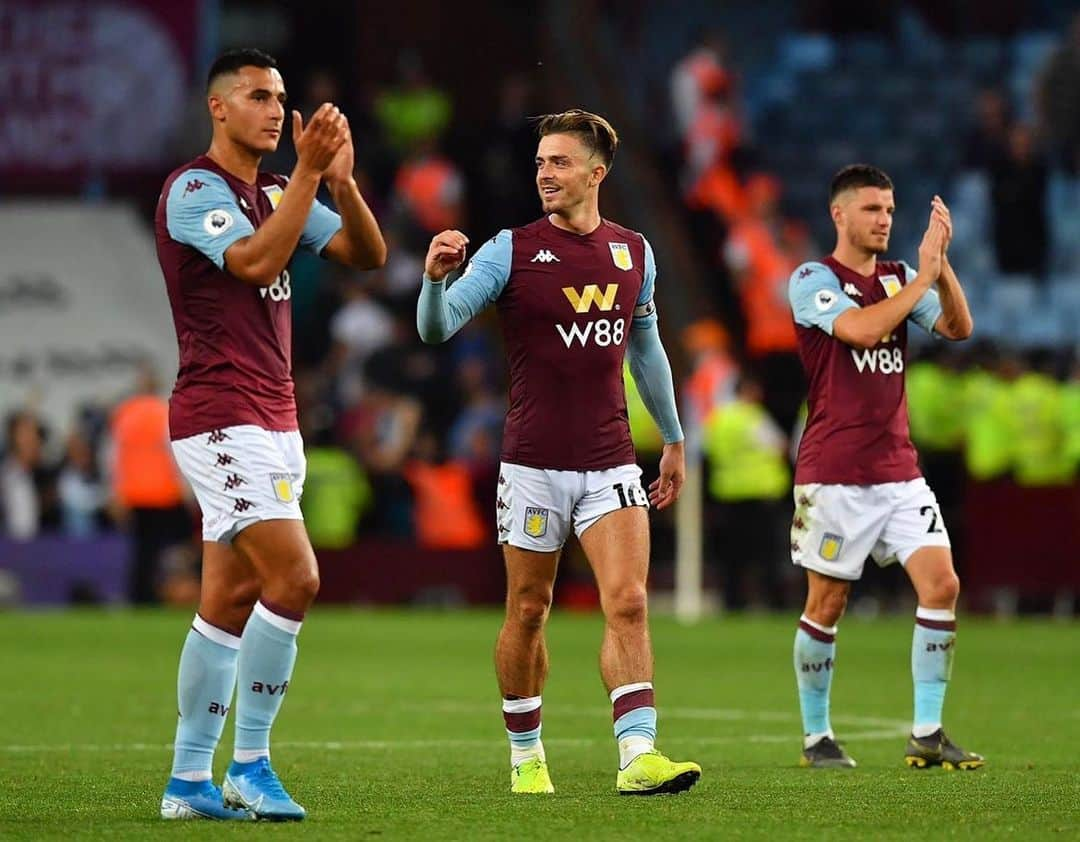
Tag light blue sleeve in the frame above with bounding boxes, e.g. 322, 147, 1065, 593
788, 261, 859, 335
417, 229, 513, 343
299, 197, 343, 255
627, 320, 683, 444
165, 169, 255, 269
902, 261, 944, 336
632, 236, 658, 327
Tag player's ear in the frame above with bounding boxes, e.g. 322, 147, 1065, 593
207, 93, 226, 123
590, 163, 607, 187
830, 202, 843, 228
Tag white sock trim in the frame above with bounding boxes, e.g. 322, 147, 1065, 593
799, 614, 838, 636
618, 735, 655, 769
252, 601, 303, 636
609, 681, 653, 704
171, 769, 212, 782
191, 614, 242, 650
915, 606, 956, 622
502, 695, 542, 714
803, 729, 835, 749
233, 748, 270, 763
912, 723, 942, 738
511, 739, 545, 765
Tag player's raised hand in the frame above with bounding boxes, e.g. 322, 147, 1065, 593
424, 230, 470, 281
292, 103, 348, 175
917, 215, 946, 282
649, 441, 685, 511
931, 195, 952, 253
322, 112, 355, 186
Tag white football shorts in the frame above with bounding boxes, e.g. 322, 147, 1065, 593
497, 461, 648, 552
171, 425, 306, 543
790, 477, 950, 580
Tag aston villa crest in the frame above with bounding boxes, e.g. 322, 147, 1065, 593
608, 242, 633, 271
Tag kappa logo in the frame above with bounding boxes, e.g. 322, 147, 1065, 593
223, 474, 246, 491
843, 283, 862, 298
207, 430, 230, 444
608, 242, 633, 271
798, 267, 813, 279
523, 507, 549, 538
216, 453, 235, 466
531, 249, 560, 263
233, 498, 255, 513
562, 283, 619, 313
183, 178, 206, 196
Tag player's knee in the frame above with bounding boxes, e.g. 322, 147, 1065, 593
510, 591, 551, 630
924, 572, 960, 608
228, 580, 261, 612
291, 566, 320, 606
808, 587, 848, 626
604, 583, 648, 626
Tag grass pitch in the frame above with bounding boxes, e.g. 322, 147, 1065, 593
0, 609, 1077, 839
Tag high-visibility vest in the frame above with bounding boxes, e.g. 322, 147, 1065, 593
702, 399, 790, 501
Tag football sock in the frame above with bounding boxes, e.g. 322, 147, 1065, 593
611, 681, 656, 768
794, 615, 837, 747
170, 615, 241, 782
912, 606, 956, 737
234, 600, 302, 763
503, 695, 544, 766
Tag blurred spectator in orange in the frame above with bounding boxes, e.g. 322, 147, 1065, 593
723, 174, 804, 431
393, 139, 466, 249
403, 431, 486, 550
108, 366, 192, 604
670, 32, 731, 138
680, 318, 738, 430
1, 411, 58, 540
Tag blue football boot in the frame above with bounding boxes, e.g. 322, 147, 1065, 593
223, 757, 306, 821
160, 778, 253, 820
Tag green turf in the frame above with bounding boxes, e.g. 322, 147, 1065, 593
0, 609, 1077, 839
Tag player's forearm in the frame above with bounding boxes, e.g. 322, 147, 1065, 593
935, 258, 974, 340
226, 168, 321, 286
326, 177, 387, 268
416, 276, 472, 343
627, 323, 684, 444
833, 276, 932, 349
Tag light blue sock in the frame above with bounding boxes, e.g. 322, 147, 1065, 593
234, 601, 302, 761
912, 607, 956, 736
170, 616, 241, 780
612, 682, 656, 767
794, 616, 836, 742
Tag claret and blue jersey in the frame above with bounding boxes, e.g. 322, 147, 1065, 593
418, 216, 671, 471
787, 256, 944, 486
155, 155, 342, 439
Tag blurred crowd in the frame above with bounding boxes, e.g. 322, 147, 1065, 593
2, 12, 1079, 611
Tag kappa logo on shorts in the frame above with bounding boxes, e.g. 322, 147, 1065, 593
523, 507, 549, 538
819, 532, 844, 561
270, 473, 294, 503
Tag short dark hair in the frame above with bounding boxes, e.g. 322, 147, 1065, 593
207, 48, 278, 91
534, 109, 619, 169
829, 164, 893, 204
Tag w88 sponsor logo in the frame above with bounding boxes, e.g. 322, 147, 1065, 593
851, 346, 905, 374
259, 269, 291, 302
556, 317, 626, 348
